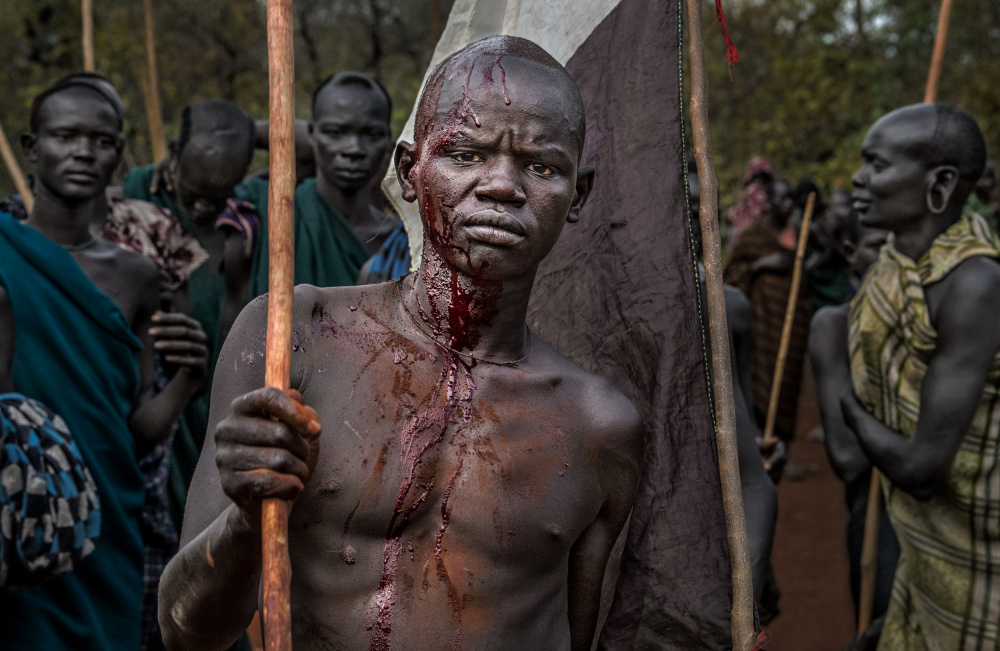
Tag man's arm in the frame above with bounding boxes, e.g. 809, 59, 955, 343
725, 285, 777, 597
809, 305, 869, 483
159, 294, 321, 651
127, 255, 208, 457
567, 388, 643, 650
842, 257, 1000, 499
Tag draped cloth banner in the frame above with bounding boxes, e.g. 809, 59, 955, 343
383, 1, 733, 648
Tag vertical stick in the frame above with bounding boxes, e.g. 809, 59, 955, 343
142, 0, 167, 163
0, 121, 33, 215
684, 0, 755, 648
857, 468, 882, 635
262, 0, 295, 649
923, 0, 954, 104
82, 0, 95, 72
429, 0, 443, 47
763, 193, 816, 441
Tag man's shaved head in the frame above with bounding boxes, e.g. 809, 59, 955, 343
177, 99, 256, 167
413, 35, 586, 158
30, 74, 123, 133
875, 103, 987, 184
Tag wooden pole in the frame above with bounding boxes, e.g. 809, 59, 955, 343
0, 120, 33, 215
762, 192, 816, 441
142, 0, 167, 163
684, 0, 755, 648
857, 469, 882, 635
82, 0, 95, 72
262, 0, 295, 649
923, 0, 954, 104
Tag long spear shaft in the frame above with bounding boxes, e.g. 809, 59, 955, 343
684, 0, 754, 648
923, 0, 954, 104
763, 192, 816, 441
0, 121, 33, 215
262, 0, 296, 649
82, 0, 95, 72
142, 0, 168, 163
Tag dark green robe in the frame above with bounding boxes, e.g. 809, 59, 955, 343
236, 177, 370, 298
0, 214, 145, 650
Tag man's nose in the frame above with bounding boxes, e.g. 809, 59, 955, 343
851, 167, 865, 189
475, 157, 526, 206
340, 134, 364, 158
70, 136, 96, 161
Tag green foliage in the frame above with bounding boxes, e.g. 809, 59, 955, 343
0, 0, 452, 194
697, 0, 1000, 207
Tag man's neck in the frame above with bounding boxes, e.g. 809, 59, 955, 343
892, 208, 962, 261
316, 173, 373, 227
402, 246, 535, 363
26, 184, 98, 247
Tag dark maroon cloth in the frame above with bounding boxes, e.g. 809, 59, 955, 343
526, 0, 733, 648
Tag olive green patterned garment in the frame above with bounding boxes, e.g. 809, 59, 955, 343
849, 212, 1000, 651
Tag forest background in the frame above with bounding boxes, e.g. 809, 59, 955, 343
0, 0, 997, 208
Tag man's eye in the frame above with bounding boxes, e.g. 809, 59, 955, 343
529, 163, 554, 176
452, 152, 483, 163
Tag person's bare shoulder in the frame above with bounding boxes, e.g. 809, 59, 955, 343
105, 239, 160, 288
534, 340, 645, 469
809, 303, 849, 359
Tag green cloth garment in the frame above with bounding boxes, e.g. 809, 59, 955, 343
0, 214, 145, 650
850, 213, 1000, 650
123, 165, 216, 529
237, 177, 371, 298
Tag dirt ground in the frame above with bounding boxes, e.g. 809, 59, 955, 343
763, 363, 858, 650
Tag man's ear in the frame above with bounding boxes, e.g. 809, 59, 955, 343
567, 165, 595, 224
20, 133, 37, 164
394, 141, 419, 203
926, 165, 960, 214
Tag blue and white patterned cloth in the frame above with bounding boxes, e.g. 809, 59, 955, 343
0, 393, 100, 586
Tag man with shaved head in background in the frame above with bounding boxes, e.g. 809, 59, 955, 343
839, 104, 1000, 650
159, 35, 643, 651
239, 71, 399, 296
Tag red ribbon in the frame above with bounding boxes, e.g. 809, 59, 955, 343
715, 0, 740, 67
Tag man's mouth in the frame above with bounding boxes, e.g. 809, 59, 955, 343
463, 210, 527, 247
334, 167, 370, 180
65, 170, 98, 183
852, 194, 871, 213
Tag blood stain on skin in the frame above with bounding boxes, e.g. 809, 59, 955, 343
555, 430, 570, 477
340, 500, 361, 565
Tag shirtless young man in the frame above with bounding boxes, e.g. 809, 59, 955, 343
838, 104, 1000, 650
0, 80, 208, 649
159, 36, 644, 651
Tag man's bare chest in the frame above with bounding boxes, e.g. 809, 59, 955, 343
291, 349, 603, 562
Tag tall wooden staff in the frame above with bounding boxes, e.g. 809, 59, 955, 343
923, 0, 954, 104
82, 0, 95, 72
0, 121, 33, 214
762, 193, 816, 441
684, 0, 754, 648
142, 0, 168, 162
857, 1, 955, 635
262, 0, 296, 648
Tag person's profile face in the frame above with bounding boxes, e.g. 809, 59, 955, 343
26, 89, 121, 202
312, 84, 391, 193
175, 138, 247, 222
851, 113, 932, 231
406, 56, 586, 281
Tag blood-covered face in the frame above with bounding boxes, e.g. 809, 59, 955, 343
25, 88, 122, 202
397, 52, 591, 282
